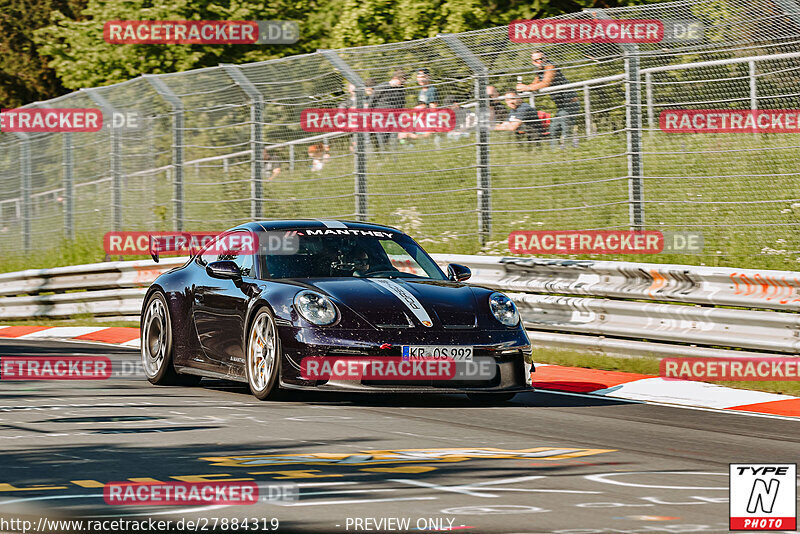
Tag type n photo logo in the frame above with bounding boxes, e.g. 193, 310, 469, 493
729, 463, 796, 531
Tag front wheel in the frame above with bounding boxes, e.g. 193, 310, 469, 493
141, 291, 201, 386
246, 308, 283, 400
467, 392, 517, 405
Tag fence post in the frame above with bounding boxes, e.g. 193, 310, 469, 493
440, 33, 492, 246
645, 72, 654, 133
221, 64, 264, 220
624, 47, 645, 230
588, 7, 645, 229
749, 60, 757, 110
63, 133, 74, 240
583, 86, 593, 138
83, 89, 123, 232
320, 49, 368, 221
144, 76, 184, 231
12, 133, 31, 252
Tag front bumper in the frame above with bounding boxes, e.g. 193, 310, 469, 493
277, 326, 532, 392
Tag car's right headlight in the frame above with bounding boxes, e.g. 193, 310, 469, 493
294, 290, 338, 326
489, 292, 520, 327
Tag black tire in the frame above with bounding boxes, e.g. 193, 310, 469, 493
141, 291, 201, 387
245, 307, 283, 400
467, 392, 517, 405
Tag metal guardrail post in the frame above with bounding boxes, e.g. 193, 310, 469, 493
221, 64, 264, 220
63, 133, 74, 240
624, 47, 645, 230
144, 75, 184, 231
83, 89, 123, 232
320, 50, 368, 221
12, 133, 32, 252
440, 33, 492, 246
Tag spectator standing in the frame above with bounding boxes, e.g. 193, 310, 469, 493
415, 68, 438, 108
368, 69, 407, 109
517, 50, 580, 148
368, 69, 407, 149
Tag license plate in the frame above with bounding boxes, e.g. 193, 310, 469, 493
401, 345, 473, 361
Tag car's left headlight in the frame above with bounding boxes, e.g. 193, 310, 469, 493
489, 292, 519, 327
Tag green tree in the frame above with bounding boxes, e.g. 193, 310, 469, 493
24, 0, 674, 98
33, 0, 337, 90
0, 0, 87, 108
327, 0, 671, 47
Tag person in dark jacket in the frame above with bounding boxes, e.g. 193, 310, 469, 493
494, 91, 543, 141
367, 69, 407, 149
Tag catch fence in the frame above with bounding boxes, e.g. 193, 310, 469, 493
1, 0, 800, 268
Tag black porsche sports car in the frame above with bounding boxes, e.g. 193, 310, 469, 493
141, 220, 532, 401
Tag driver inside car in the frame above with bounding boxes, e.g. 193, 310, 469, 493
351, 248, 371, 277
330, 244, 372, 277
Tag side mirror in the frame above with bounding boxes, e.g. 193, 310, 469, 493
207, 260, 241, 281
447, 263, 471, 282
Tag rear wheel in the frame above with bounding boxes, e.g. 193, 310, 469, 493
467, 392, 516, 405
141, 292, 201, 386
246, 308, 283, 400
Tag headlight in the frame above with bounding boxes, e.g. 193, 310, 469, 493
294, 290, 338, 326
489, 292, 519, 327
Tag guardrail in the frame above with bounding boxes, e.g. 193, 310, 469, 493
1, 255, 798, 359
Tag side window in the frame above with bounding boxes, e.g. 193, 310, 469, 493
197, 242, 219, 266
215, 231, 255, 278
380, 240, 425, 276
237, 246, 255, 278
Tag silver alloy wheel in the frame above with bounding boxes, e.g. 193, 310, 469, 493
248, 311, 277, 393
142, 295, 168, 378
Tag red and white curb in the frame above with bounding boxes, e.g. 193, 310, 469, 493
532, 364, 800, 419
0, 325, 140, 347
2, 325, 798, 418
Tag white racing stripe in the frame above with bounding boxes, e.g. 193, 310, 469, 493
318, 220, 348, 228
370, 279, 433, 327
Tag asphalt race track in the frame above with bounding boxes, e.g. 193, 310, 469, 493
1, 339, 798, 533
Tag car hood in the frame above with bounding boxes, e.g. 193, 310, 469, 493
302, 277, 482, 329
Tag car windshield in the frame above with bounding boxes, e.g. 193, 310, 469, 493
262, 229, 446, 280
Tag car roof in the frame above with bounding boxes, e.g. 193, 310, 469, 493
232, 220, 404, 234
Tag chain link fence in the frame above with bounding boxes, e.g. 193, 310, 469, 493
1, 0, 800, 268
